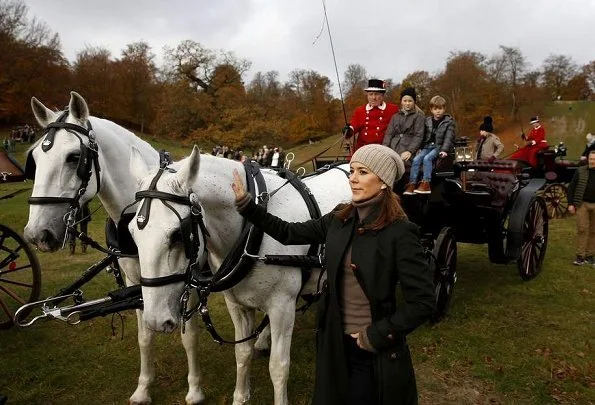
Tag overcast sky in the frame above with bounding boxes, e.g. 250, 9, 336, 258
26, 0, 595, 90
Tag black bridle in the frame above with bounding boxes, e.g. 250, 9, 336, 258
133, 165, 209, 289
26, 109, 101, 216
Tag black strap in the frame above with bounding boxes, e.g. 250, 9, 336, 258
140, 273, 186, 287
207, 161, 268, 292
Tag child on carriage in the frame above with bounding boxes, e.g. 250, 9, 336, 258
382, 87, 425, 164
404, 95, 455, 195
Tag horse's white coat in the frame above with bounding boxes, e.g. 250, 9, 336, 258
23, 92, 205, 405
129, 147, 352, 405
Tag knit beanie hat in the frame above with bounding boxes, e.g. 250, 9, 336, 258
479, 116, 494, 132
351, 144, 405, 188
400, 87, 417, 102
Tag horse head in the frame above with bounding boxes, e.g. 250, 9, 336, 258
129, 146, 203, 332
24, 92, 98, 251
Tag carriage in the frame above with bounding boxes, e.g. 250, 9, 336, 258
309, 136, 549, 322
393, 137, 548, 321
533, 142, 580, 219
0, 152, 41, 329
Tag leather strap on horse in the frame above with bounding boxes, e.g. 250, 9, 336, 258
205, 160, 268, 292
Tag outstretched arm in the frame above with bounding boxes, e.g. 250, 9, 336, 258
232, 169, 332, 245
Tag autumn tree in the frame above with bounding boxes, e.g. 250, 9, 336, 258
162, 39, 251, 97
72, 46, 116, 117
432, 51, 500, 135
542, 54, 577, 100
114, 41, 158, 131
0, 0, 69, 123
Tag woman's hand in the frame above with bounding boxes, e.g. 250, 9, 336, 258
231, 169, 247, 201
568, 205, 576, 215
439, 151, 448, 158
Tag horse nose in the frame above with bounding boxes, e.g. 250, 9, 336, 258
162, 319, 177, 333
40, 229, 54, 245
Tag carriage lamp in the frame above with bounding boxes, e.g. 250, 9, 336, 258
455, 145, 474, 163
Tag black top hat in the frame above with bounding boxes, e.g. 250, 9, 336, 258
364, 79, 386, 93
479, 116, 493, 132
529, 116, 540, 124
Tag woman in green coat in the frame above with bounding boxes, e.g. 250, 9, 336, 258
232, 144, 435, 405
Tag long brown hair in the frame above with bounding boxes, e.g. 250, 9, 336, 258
335, 189, 408, 231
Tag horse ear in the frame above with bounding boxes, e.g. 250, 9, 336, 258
175, 145, 201, 187
129, 146, 151, 182
69, 91, 89, 122
31, 97, 57, 127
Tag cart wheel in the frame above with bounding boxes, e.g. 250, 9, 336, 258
517, 197, 548, 280
431, 227, 457, 323
542, 183, 568, 219
0, 224, 41, 329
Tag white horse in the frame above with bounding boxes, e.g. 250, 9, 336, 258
128, 146, 352, 405
23, 92, 205, 405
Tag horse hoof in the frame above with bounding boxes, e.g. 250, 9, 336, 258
253, 348, 270, 359
129, 401, 151, 405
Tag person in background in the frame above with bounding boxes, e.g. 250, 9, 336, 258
510, 116, 548, 167
270, 146, 285, 168
405, 95, 456, 195
580, 133, 595, 162
343, 79, 399, 153
232, 144, 434, 405
568, 150, 595, 265
475, 116, 504, 161
382, 87, 425, 164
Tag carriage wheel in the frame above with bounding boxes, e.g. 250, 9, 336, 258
431, 227, 457, 323
0, 224, 42, 329
517, 197, 548, 281
542, 183, 568, 219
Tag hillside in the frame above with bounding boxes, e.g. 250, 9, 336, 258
497, 100, 595, 159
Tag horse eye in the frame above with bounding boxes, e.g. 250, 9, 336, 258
169, 230, 183, 246
66, 154, 80, 163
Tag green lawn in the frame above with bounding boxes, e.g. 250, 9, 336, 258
1, 177, 594, 404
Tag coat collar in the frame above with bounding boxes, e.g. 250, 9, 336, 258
366, 102, 387, 111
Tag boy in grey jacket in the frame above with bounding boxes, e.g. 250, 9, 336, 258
405, 95, 456, 194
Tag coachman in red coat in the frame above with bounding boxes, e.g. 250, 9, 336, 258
344, 79, 399, 153
510, 116, 548, 167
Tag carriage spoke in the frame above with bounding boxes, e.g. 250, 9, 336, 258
0, 277, 34, 288
0, 296, 14, 320
0, 284, 27, 305
1, 263, 33, 275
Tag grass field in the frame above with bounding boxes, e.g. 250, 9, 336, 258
1, 176, 594, 405
1, 103, 594, 404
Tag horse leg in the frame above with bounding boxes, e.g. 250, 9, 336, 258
225, 297, 255, 405
128, 308, 155, 405
181, 293, 205, 405
267, 298, 296, 405
254, 323, 271, 358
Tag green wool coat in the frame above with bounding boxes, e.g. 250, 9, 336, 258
239, 199, 435, 405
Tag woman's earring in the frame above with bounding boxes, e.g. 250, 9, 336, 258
381, 184, 387, 189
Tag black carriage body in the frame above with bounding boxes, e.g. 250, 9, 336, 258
400, 155, 548, 280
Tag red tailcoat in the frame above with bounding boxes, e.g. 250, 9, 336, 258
510, 125, 548, 167
349, 102, 399, 152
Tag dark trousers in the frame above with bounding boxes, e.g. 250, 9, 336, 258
343, 334, 377, 405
